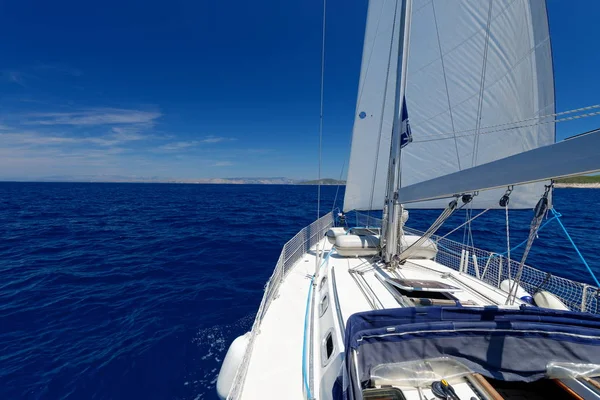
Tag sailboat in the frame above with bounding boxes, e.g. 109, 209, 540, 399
217, 0, 600, 399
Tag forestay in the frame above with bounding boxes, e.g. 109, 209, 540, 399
344, 0, 555, 211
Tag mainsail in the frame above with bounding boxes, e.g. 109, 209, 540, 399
344, 0, 555, 211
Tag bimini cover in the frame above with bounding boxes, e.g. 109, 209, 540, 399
334, 306, 600, 400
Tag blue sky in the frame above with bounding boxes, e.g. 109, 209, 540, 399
0, 0, 599, 180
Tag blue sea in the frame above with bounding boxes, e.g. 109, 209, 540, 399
1, 182, 599, 400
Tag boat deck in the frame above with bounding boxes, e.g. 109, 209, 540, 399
239, 242, 330, 400
238, 236, 527, 399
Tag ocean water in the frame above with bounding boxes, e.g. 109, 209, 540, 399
1, 182, 599, 399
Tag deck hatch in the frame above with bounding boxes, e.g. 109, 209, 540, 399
386, 278, 461, 293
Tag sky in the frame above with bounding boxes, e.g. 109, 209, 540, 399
0, 0, 599, 181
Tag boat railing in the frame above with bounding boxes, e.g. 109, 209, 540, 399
351, 211, 600, 314
227, 211, 334, 400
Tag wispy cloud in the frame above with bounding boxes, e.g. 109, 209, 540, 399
200, 136, 235, 144
156, 136, 235, 152
110, 126, 149, 142
2, 64, 83, 88
0, 125, 155, 148
212, 161, 234, 167
25, 108, 162, 126
157, 141, 199, 151
2, 70, 26, 86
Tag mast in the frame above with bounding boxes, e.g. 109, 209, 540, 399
382, 0, 412, 264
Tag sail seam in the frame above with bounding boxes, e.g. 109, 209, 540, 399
410, 35, 551, 132
431, 0, 461, 171
406, 0, 518, 76
414, 103, 598, 141
412, 109, 600, 143
471, 0, 494, 168
412, 0, 432, 14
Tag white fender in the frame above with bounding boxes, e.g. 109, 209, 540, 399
335, 234, 380, 256
534, 291, 570, 310
335, 234, 437, 259
216, 332, 251, 400
500, 279, 533, 304
325, 227, 347, 244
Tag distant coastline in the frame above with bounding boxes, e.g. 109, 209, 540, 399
5, 175, 598, 188
0, 176, 347, 185
554, 183, 600, 189
554, 176, 600, 189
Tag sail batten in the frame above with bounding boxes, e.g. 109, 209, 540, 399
343, 0, 555, 211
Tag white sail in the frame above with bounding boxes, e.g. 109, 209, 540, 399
344, 0, 555, 211
344, 0, 402, 213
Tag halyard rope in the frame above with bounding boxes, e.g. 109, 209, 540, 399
506, 186, 551, 304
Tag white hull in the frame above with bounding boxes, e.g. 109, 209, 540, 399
219, 212, 600, 399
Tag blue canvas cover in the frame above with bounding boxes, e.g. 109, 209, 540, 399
335, 306, 600, 400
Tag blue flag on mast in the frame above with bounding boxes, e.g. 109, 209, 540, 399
400, 97, 412, 149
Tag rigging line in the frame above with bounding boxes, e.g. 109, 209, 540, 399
400, 196, 474, 262
505, 203, 511, 284
551, 208, 600, 287
406, 0, 517, 83
412, 110, 600, 143
412, 104, 600, 140
506, 186, 551, 304
462, 204, 475, 248
431, 1, 461, 171
317, 0, 327, 220
437, 212, 561, 261
468, 208, 475, 248
462, 208, 469, 246
471, 0, 494, 168
367, 0, 400, 219
437, 208, 490, 241
331, 158, 346, 214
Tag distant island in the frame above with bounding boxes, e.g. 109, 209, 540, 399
299, 178, 346, 185
554, 176, 600, 189
9, 175, 347, 185
7, 174, 598, 188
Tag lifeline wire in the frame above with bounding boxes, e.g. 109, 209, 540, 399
551, 208, 600, 287
506, 187, 551, 304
